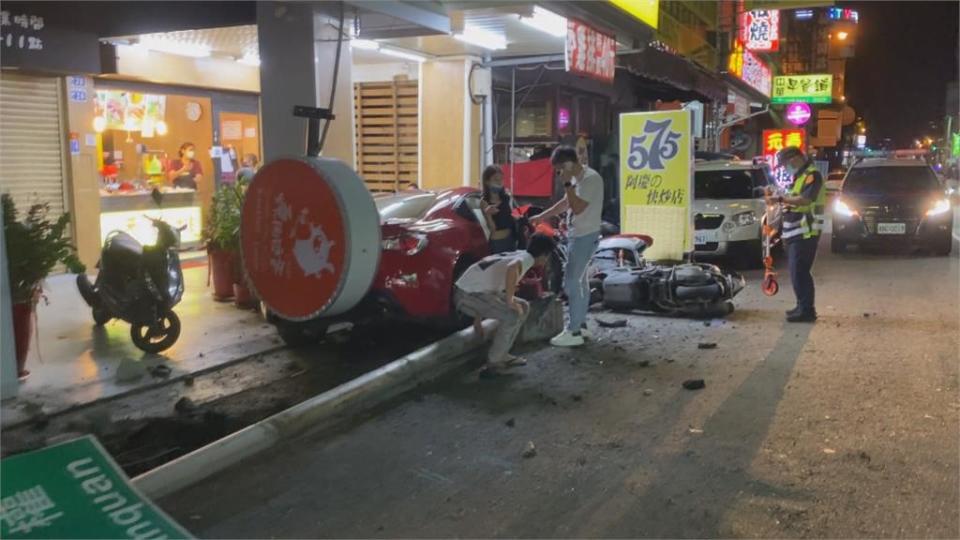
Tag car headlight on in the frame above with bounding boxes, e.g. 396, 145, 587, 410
834, 198, 858, 217
926, 198, 951, 217
733, 211, 757, 227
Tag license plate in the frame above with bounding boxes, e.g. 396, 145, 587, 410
877, 222, 906, 235
694, 230, 715, 245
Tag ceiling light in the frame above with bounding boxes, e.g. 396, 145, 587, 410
454, 26, 507, 50
378, 47, 426, 63
137, 36, 211, 58
238, 52, 260, 66
520, 7, 567, 38
351, 39, 380, 51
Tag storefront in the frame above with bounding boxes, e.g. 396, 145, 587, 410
85, 79, 259, 249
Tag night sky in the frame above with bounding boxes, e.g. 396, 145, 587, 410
843, 1, 959, 147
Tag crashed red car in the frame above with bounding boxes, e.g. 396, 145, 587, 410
271, 187, 493, 345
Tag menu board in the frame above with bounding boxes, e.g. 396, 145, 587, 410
94, 90, 166, 131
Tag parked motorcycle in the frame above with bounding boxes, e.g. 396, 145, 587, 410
602, 262, 745, 318
77, 196, 185, 353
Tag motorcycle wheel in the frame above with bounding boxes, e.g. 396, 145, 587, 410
92, 307, 111, 327
131, 311, 181, 354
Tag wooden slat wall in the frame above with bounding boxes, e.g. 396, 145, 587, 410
354, 79, 418, 193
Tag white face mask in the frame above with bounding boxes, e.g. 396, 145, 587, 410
185, 150, 195, 159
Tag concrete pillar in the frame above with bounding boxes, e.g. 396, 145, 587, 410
257, 2, 317, 162
314, 15, 355, 165
1, 198, 18, 399
420, 57, 482, 190
63, 76, 102, 270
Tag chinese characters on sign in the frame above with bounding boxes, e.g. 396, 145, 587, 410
0, 11, 44, 51
728, 41, 772, 96
1, 486, 63, 535
739, 10, 780, 52
619, 110, 693, 260
565, 19, 616, 83
763, 129, 806, 186
772, 74, 832, 104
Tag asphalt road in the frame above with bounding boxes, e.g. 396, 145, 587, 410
162, 214, 960, 538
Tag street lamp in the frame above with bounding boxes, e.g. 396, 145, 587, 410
836, 31, 849, 40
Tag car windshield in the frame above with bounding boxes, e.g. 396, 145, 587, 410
843, 167, 940, 196
375, 193, 438, 220
694, 169, 764, 199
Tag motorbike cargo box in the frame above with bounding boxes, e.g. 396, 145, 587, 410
602, 269, 647, 311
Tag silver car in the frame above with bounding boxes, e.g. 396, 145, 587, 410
693, 160, 772, 268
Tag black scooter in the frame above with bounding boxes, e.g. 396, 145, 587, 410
77, 191, 185, 353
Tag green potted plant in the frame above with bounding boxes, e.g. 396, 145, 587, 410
2, 194, 84, 378
204, 181, 256, 308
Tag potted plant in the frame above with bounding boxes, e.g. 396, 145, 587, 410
2, 194, 84, 378
204, 182, 257, 308
204, 183, 242, 301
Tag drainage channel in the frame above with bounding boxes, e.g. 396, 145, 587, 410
2, 323, 449, 478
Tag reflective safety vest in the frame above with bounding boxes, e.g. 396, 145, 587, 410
781, 162, 826, 241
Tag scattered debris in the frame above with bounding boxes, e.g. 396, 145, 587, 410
577, 456, 587, 466
571, 394, 583, 402
174, 397, 197, 414
688, 428, 704, 434
682, 379, 706, 390
643, 389, 653, 396
703, 321, 711, 327
148, 364, 172, 379
823, 448, 836, 454
862, 313, 870, 318
198, 352, 205, 358
183, 375, 195, 387
698, 342, 717, 350
923, 414, 935, 419
505, 418, 515, 428
636, 360, 651, 368
665, 358, 675, 363
116, 358, 145, 383
597, 319, 628, 328
522, 441, 537, 459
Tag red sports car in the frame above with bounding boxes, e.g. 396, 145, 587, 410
271, 187, 492, 345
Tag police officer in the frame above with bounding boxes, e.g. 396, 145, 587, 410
768, 146, 826, 323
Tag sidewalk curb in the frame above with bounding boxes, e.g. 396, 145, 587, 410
133, 320, 499, 499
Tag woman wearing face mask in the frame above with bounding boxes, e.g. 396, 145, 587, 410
481, 165, 518, 254
168, 142, 203, 190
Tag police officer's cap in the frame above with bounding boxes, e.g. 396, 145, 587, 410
776, 146, 804, 162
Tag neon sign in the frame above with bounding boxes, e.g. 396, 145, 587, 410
786, 102, 812, 126
739, 10, 780, 52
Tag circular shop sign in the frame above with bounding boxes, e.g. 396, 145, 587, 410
241, 157, 381, 321
786, 102, 812, 126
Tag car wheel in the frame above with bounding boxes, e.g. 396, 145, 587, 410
831, 236, 846, 254
735, 240, 764, 270
275, 320, 326, 347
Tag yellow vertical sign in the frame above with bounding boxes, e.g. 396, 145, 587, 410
619, 110, 693, 261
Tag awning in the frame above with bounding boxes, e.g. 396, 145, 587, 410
723, 74, 772, 106
619, 48, 727, 103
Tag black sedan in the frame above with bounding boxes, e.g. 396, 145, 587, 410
831, 159, 953, 255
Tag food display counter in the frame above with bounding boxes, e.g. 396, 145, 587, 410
99, 187, 203, 247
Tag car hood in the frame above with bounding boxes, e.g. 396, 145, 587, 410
692, 198, 763, 215
839, 192, 940, 210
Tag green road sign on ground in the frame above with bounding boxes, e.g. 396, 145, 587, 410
1, 436, 191, 539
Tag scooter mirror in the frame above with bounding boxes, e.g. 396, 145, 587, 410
151, 188, 164, 208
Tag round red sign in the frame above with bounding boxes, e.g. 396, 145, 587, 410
241, 158, 349, 320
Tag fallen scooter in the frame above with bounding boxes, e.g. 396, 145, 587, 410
77, 190, 185, 353
599, 233, 745, 317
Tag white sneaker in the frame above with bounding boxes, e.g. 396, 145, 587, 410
551, 330, 585, 347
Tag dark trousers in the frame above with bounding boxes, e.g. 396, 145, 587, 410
787, 236, 820, 313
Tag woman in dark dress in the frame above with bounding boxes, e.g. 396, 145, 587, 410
481, 165, 518, 253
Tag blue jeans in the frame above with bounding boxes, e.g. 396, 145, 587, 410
564, 232, 600, 332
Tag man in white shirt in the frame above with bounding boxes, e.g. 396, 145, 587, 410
531, 146, 605, 347
454, 233, 556, 376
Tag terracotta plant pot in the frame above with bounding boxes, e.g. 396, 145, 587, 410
12, 301, 34, 378
208, 247, 236, 301
233, 282, 258, 309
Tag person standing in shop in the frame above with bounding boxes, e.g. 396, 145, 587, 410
237, 153, 260, 184
168, 142, 203, 190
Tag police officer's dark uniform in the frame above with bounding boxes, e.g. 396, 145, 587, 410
776, 148, 826, 322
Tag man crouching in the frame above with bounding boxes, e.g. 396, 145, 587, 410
454, 233, 556, 377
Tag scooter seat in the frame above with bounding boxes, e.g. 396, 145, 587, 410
102, 231, 144, 279
104, 231, 143, 257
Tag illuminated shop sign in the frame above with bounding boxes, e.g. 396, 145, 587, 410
739, 10, 780, 52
